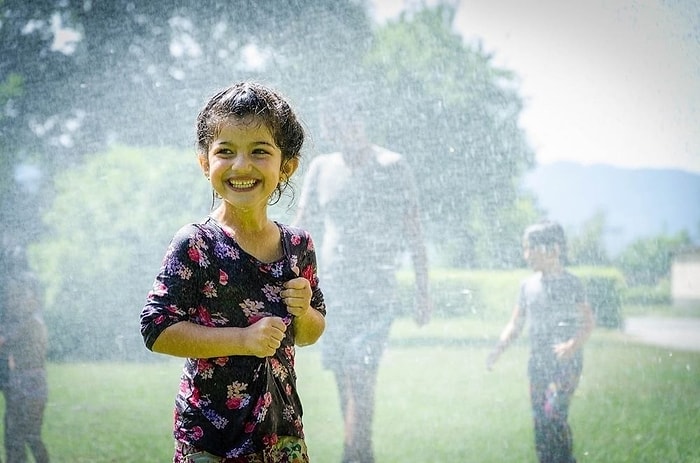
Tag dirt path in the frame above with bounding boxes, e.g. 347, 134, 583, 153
622, 316, 700, 352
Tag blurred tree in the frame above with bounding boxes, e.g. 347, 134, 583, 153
615, 230, 692, 286
567, 210, 610, 266
0, 0, 372, 246
3, 0, 534, 270
363, 4, 535, 267
8, 1, 545, 361
28, 146, 209, 360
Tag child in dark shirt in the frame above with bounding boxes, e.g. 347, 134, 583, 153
487, 221, 595, 463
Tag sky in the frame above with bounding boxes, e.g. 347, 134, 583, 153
371, 0, 700, 173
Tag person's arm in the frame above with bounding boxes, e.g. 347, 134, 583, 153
406, 213, 431, 326
486, 304, 526, 370
151, 317, 288, 359
141, 224, 288, 359
291, 305, 325, 346
553, 301, 595, 359
292, 158, 321, 230
402, 167, 432, 325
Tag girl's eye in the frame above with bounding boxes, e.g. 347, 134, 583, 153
252, 148, 272, 157
215, 148, 233, 157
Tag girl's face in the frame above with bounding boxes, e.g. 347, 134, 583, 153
199, 117, 297, 212
523, 239, 559, 272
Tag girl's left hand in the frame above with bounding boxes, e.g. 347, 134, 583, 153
282, 266, 312, 317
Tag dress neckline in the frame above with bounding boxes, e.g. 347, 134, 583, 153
206, 216, 288, 266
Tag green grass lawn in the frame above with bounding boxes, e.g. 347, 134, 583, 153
1, 317, 698, 462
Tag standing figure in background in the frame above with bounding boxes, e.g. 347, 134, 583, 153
0, 270, 51, 463
0, 244, 24, 422
140, 81, 326, 462
0, 268, 8, 463
487, 220, 595, 463
294, 93, 432, 463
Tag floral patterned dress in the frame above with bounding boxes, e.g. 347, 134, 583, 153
140, 218, 325, 459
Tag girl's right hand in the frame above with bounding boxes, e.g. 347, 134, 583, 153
245, 317, 287, 358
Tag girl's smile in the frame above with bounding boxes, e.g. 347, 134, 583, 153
201, 117, 290, 210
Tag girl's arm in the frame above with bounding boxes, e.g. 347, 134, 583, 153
487, 304, 526, 370
291, 306, 325, 346
151, 317, 288, 359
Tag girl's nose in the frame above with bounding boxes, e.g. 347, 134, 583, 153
230, 152, 252, 171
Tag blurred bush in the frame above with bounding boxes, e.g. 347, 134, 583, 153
620, 279, 671, 306
397, 267, 625, 329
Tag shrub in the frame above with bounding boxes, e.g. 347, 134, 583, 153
620, 279, 671, 306
397, 267, 625, 329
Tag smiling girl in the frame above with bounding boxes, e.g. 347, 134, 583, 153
140, 82, 326, 462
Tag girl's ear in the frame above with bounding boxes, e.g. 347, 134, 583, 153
281, 157, 299, 179
198, 153, 210, 178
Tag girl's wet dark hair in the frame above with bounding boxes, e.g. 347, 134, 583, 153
523, 220, 568, 263
196, 81, 305, 205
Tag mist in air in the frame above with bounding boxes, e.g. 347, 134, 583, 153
0, 1, 698, 461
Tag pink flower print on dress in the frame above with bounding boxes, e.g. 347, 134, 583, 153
263, 434, 279, 446
226, 381, 251, 410
301, 265, 317, 286
227, 396, 244, 410
252, 392, 273, 423
188, 246, 202, 263
190, 426, 204, 441
219, 269, 229, 285
150, 281, 168, 297
195, 305, 214, 326
197, 358, 215, 379
185, 385, 201, 407
244, 420, 256, 434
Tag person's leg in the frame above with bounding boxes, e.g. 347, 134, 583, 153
530, 362, 581, 463
5, 387, 28, 463
529, 376, 553, 463
23, 397, 50, 463
335, 361, 380, 463
548, 360, 582, 463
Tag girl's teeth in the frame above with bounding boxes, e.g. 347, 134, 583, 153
229, 180, 255, 188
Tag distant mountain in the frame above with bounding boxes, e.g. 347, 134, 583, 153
521, 162, 700, 256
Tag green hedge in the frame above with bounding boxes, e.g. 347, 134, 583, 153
620, 279, 671, 306
397, 267, 624, 328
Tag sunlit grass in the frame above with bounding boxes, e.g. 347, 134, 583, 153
0, 321, 698, 462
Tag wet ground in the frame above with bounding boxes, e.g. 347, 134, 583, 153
623, 316, 700, 352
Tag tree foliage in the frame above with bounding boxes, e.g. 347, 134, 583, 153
4, 1, 541, 359
615, 231, 692, 286
0, 0, 372, 247
567, 210, 610, 266
364, 5, 535, 266
28, 146, 209, 360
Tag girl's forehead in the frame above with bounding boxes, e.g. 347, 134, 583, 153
214, 117, 275, 142
219, 115, 270, 132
